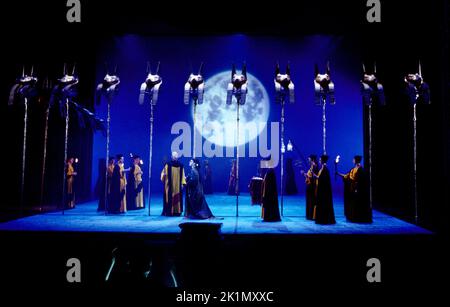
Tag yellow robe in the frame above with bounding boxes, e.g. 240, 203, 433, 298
134, 164, 144, 208
161, 163, 186, 215
66, 163, 75, 208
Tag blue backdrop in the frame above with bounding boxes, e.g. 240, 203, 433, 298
92, 35, 363, 198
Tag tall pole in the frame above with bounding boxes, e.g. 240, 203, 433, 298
322, 99, 327, 154
104, 102, 111, 215
148, 103, 154, 216
193, 102, 197, 158
368, 104, 373, 210
20, 98, 29, 216
39, 105, 50, 212
236, 101, 240, 217
280, 101, 285, 216
62, 99, 69, 215
413, 103, 418, 223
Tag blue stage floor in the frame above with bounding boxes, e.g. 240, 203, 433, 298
0, 194, 431, 235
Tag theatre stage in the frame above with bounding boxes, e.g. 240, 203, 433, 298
0, 193, 431, 235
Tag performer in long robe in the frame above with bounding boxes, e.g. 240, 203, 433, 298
285, 158, 298, 195
65, 157, 77, 209
161, 151, 186, 216
261, 159, 281, 222
109, 154, 128, 213
314, 155, 336, 225
98, 157, 115, 211
185, 158, 214, 219
203, 159, 213, 194
227, 159, 237, 195
338, 155, 372, 223
302, 154, 319, 220
127, 155, 145, 210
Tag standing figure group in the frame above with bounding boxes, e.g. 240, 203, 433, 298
161, 152, 216, 219
302, 154, 372, 224
100, 153, 145, 214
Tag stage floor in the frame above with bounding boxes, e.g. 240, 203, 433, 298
0, 193, 431, 235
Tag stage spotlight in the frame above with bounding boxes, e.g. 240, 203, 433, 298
75, 158, 79, 163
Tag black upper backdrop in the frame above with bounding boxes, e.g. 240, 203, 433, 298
3, 0, 449, 231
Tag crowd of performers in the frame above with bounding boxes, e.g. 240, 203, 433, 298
65, 151, 372, 224
300, 154, 372, 224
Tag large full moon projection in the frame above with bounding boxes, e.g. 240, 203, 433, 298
193, 71, 270, 147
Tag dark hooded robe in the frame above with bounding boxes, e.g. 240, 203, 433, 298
261, 169, 281, 222
98, 162, 115, 211
315, 165, 336, 225
109, 163, 126, 213
305, 164, 319, 220
342, 166, 372, 223
185, 168, 214, 219
203, 162, 213, 194
161, 160, 186, 216
227, 161, 238, 195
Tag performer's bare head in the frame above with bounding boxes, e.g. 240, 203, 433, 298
171, 151, 179, 161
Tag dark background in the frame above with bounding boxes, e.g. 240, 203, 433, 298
1, 0, 449, 298
3, 0, 448, 231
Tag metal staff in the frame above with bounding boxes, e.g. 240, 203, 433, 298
96, 64, 120, 215
40, 99, 50, 212
314, 62, 335, 155
21, 97, 28, 215
62, 98, 69, 215
404, 61, 430, 224
184, 63, 205, 159
139, 61, 162, 216
49, 63, 79, 214
8, 66, 38, 216
226, 63, 248, 217
274, 62, 295, 216
39, 77, 52, 212
361, 62, 385, 210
